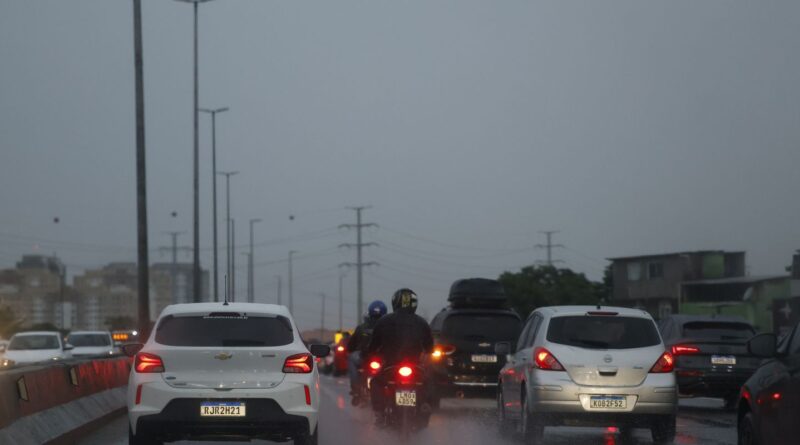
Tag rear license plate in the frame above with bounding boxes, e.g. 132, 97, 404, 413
589, 396, 626, 409
711, 355, 736, 366
395, 390, 417, 407
471, 354, 497, 363
200, 402, 246, 417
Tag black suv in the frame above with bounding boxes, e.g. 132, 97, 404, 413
429, 278, 522, 399
658, 314, 759, 408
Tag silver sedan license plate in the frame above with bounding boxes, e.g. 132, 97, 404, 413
589, 396, 626, 409
395, 390, 417, 407
471, 354, 497, 363
711, 355, 736, 366
200, 402, 246, 417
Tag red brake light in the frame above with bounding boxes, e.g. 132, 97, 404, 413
533, 347, 564, 371
398, 366, 413, 377
650, 352, 675, 373
369, 360, 382, 371
283, 353, 313, 374
135, 353, 164, 373
671, 344, 700, 356
336, 345, 345, 352
587, 311, 619, 316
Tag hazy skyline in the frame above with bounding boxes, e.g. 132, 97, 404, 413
2, 0, 799, 329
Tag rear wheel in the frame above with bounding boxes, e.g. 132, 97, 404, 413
738, 411, 759, 445
128, 426, 162, 445
651, 415, 676, 444
519, 391, 544, 444
294, 425, 319, 445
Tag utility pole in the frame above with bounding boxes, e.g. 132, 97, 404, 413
276, 275, 282, 305
217, 171, 238, 299
160, 232, 191, 304
288, 250, 297, 313
231, 218, 236, 302
340, 206, 378, 319
535, 230, 564, 266
132, 0, 150, 335
248, 218, 262, 303
319, 292, 327, 342
199, 106, 229, 302
338, 268, 347, 332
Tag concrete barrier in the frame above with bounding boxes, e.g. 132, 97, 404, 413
0, 357, 130, 444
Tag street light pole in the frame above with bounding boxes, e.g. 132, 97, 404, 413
217, 171, 238, 299
132, 0, 150, 334
248, 218, 262, 303
338, 268, 348, 332
199, 107, 229, 302
319, 292, 327, 341
288, 250, 297, 314
174, 0, 212, 303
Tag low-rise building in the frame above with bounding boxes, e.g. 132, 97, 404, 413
608, 250, 746, 319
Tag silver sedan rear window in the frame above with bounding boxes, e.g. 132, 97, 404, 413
547, 316, 661, 349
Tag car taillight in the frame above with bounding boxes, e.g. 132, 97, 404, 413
283, 353, 313, 373
432, 344, 456, 360
336, 345, 345, 353
368, 360, 382, 374
134, 353, 164, 373
533, 347, 564, 371
650, 352, 675, 373
398, 366, 413, 377
671, 344, 700, 356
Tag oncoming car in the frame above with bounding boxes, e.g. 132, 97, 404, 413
496, 306, 677, 443
125, 303, 330, 445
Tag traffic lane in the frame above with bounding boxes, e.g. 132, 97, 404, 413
77, 376, 736, 445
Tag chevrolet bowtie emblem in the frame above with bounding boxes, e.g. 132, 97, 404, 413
214, 352, 233, 360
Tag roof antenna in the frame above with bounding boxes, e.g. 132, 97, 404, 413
223, 275, 230, 306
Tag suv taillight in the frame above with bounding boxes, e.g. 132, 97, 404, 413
671, 344, 700, 356
135, 352, 165, 373
533, 347, 564, 371
283, 353, 313, 374
650, 352, 675, 373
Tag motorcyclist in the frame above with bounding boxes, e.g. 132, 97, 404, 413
366, 288, 434, 422
346, 300, 387, 403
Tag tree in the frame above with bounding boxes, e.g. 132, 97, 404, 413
105, 316, 136, 331
498, 265, 605, 319
0, 305, 19, 339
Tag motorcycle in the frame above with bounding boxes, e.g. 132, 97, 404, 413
367, 358, 432, 438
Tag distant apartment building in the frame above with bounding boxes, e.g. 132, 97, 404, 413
609, 251, 747, 319
73, 262, 209, 329
0, 255, 76, 328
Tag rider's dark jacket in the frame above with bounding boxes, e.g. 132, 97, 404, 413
366, 309, 433, 365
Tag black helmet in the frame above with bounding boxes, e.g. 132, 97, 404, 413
391, 288, 418, 314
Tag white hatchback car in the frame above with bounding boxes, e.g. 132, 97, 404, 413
125, 303, 329, 445
496, 306, 677, 444
2, 331, 73, 367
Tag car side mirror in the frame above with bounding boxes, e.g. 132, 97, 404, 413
63, 344, 74, 351
121, 343, 144, 357
747, 333, 777, 358
495, 342, 511, 356
309, 344, 331, 358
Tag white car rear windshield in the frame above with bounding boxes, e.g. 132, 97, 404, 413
9, 335, 60, 350
68, 334, 111, 347
547, 316, 661, 349
155, 313, 294, 347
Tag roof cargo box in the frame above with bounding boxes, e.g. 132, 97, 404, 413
448, 278, 508, 308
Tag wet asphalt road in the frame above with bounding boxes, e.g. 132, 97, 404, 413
78, 375, 737, 445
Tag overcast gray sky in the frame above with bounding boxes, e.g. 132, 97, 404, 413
2, 0, 799, 329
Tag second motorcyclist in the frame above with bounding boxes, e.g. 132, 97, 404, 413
346, 299, 387, 405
